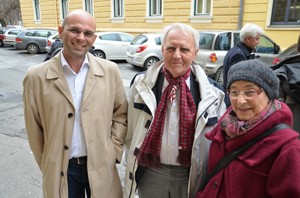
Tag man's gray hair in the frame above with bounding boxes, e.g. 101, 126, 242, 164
161, 23, 199, 49
240, 23, 264, 42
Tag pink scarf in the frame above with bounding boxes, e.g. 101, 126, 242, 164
221, 100, 281, 139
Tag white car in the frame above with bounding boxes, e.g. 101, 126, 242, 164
126, 33, 163, 70
195, 30, 281, 84
45, 32, 60, 52
93, 32, 134, 60
3, 28, 22, 46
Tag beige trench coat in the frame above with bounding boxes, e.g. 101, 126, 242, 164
23, 53, 128, 198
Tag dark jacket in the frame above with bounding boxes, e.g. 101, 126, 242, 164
196, 101, 300, 198
222, 41, 254, 90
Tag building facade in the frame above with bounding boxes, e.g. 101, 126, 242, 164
19, 0, 300, 49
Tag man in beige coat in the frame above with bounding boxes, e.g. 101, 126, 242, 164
23, 10, 128, 198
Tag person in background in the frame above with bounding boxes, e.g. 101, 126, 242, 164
23, 10, 128, 198
222, 23, 264, 90
123, 23, 227, 198
197, 59, 300, 198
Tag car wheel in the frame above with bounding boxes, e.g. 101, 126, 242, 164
94, 50, 106, 59
143, 57, 159, 70
0, 40, 3, 47
215, 67, 224, 85
27, 44, 39, 54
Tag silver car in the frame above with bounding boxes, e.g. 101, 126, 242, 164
195, 30, 281, 84
14, 29, 57, 54
126, 33, 163, 70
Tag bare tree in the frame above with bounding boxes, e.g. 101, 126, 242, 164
0, 0, 21, 26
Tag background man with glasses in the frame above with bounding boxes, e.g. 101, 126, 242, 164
23, 10, 128, 198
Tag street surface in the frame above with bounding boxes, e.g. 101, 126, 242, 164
0, 46, 140, 197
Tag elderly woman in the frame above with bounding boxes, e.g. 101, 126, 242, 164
197, 59, 300, 197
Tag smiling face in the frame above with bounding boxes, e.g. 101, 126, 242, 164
229, 80, 269, 121
162, 28, 198, 78
60, 11, 97, 62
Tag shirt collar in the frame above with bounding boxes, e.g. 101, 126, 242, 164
60, 51, 89, 70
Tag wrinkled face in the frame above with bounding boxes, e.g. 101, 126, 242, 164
245, 34, 260, 50
162, 29, 198, 78
229, 80, 269, 121
60, 13, 97, 60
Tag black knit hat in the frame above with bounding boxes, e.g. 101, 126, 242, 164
227, 59, 279, 100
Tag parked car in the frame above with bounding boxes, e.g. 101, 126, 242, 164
45, 32, 60, 52
195, 30, 281, 84
126, 33, 163, 70
14, 28, 57, 54
3, 28, 22, 46
0, 27, 19, 47
92, 32, 134, 60
272, 43, 299, 65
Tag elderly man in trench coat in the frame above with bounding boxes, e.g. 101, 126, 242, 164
23, 10, 128, 198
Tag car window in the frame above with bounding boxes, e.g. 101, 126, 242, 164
233, 33, 240, 45
8, 29, 21, 35
99, 34, 118, 41
256, 36, 275, 54
214, 32, 231, 51
119, 34, 133, 42
154, 37, 161, 45
199, 33, 214, 50
25, 31, 34, 36
53, 34, 60, 39
131, 35, 148, 45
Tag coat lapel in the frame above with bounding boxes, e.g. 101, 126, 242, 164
82, 54, 104, 104
46, 54, 74, 107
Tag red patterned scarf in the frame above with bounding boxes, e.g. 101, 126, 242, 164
137, 67, 197, 168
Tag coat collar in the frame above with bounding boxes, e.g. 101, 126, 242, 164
45, 52, 105, 106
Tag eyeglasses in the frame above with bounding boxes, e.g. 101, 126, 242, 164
66, 27, 95, 38
227, 88, 263, 99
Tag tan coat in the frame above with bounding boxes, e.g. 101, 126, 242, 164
23, 53, 128, 198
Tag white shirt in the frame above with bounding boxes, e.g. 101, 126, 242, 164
60, 53, 89, 159
160, 76, 191, 165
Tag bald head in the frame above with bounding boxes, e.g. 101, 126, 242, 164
62, 10, 96, 30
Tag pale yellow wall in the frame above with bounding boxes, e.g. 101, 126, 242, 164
19, 0, 299, 49
243, 0, 300, 50
19, 0, 241, 35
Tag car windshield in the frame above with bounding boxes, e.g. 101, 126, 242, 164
199, 33, 215, 50
131, 35, 148, 45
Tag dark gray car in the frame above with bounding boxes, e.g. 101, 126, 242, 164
14, 29, 57, 54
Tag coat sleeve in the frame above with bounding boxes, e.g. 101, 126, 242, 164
110, 66, 128, 163
23, 74, 44, 170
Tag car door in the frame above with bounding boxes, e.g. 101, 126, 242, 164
97, 33, 122, 59
118, 33, 133, 59
255, 35, 281, 65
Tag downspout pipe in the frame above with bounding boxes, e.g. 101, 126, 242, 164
238, 0, 244, 30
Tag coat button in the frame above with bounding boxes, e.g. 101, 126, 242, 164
64, 145, 69, 150
60, 171, 64, 176
212, 181, 218, 189
68, 113, 73, 118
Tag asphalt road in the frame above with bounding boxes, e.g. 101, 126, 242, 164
0, 46, 140, 198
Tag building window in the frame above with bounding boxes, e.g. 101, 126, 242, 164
85, 0, 94, 16
194, 0, 211, 15
33, 0, 41, 20
113, 0, 123, 17
271, 0, 300, 25
61, 0, 68, 19
149, 0, 162, 16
